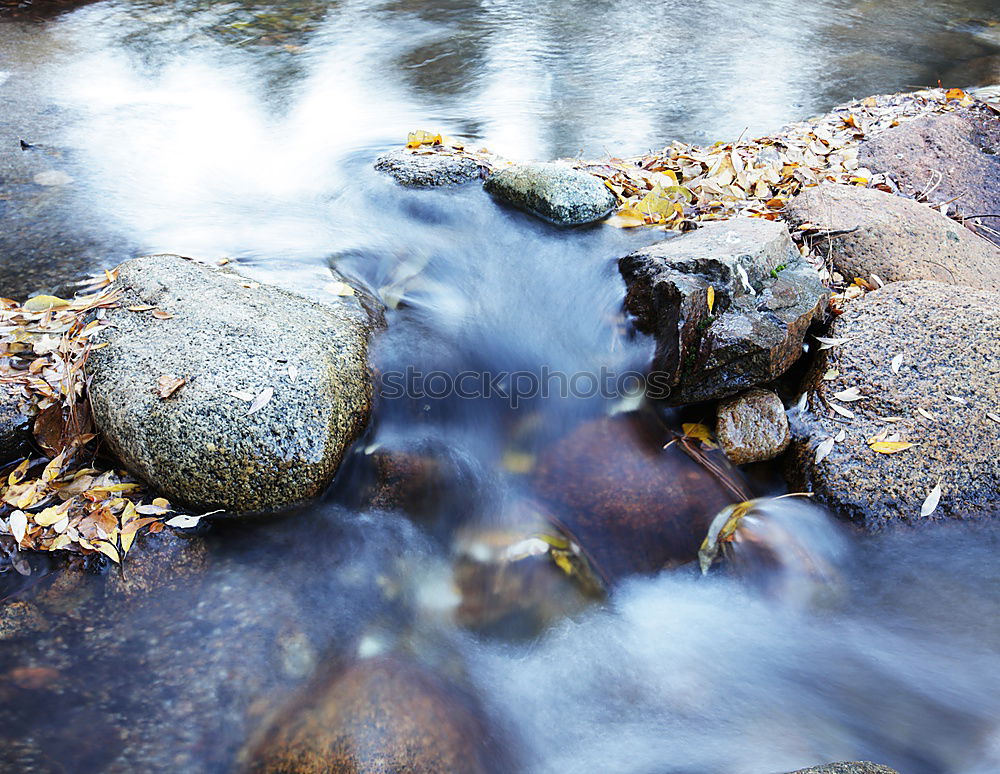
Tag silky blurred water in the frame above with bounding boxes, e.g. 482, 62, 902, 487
1, 1, 999, 772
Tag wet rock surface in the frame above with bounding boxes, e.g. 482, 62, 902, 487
789, 280, 1000, 531
243, 655, 510, 774
785, 182, 1000, 290
0, 384, 28, 464
620, 218, 829, 405
87, 255, 379, 514
785, 764, 899, 774
374, 148, 484, 186
532, 413, 747, 583
716, 388, 790, 465
857, 106, 1000, 245
484, 162, 616, 225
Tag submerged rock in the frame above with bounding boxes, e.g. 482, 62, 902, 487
0, 386, 28, 465
620, 218, 829, 405
532, 413, 747, 583
785, 183, 1000, 291
243, 656, 509, 773
87, 255, 378, 514
484, 162, 616, 225
857, 106, 1000, 245
716, 388, 790, 465
785, 764, 899, 774
789, 281, 1000, 531
374, 148, 483, 187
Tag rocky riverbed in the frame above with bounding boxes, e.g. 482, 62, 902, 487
2, 84, 999, 773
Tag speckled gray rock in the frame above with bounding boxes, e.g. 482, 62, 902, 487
87, 255, 378, 514
484, 163, 616, 225
620, 218, 829, 405
784, 764, 898, 774
785, 183, 1000, 290
0, 385, 28, 464
789, 281, 1000, 531
716, 388, 790, 465
374, 148, 484, 187
858, 106, 1000, 245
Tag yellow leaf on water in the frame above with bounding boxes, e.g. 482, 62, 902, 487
23, 295, 71, 313
682, 422, 718, 449
94, 541, 120, 564
869, 440, 916, 454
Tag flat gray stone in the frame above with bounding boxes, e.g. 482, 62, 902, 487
620, 218, 829, 405
784, 764, 899, 774
374, 148, 483, 187
785, 183, 1000, 291
789, 280, 1000, 531
484, 162, 616, 225
87, 255, 379, 514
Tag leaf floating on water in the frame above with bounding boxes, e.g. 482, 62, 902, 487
869, 440, 916, 454
920, 479, 942, 517
814, 436, 835, 464
23, 295, 71, 313
681, 422, 718, 449
164, 514, 202, 529
157, 375, 186, 399
890, 353, 903, 374
832, 387, 863, 402
247, 386, 274, 415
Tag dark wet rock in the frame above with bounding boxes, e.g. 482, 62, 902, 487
374, 148, 483, 187
243, 655, 509, 773
716, 388, 790, 465
484, 162, 616, 225
87, 255, 378, 514
532, 413, 747, 583
785, 183, 1000, 291
0, 385, 29, 464
785, 764, 899, 774
620, 218, 829, 405
857, 106, 1000, 245
0, 0, 98, 20
0, 600, 48, 641
789, 281, 1000, 531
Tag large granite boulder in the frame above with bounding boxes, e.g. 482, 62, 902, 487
716, 388, 790, 465
87, 255, 379, 514
374, 148, 483, 187
784, 764, 899, 774
857, 106, 1000, 245
484, 162, 616, 225
242, 656, 509, 773
619, 218, 829, 405
789, 281, 1000, 531
785, 183, 1000, 290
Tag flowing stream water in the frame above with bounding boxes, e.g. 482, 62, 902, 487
1, 1, 1000, 772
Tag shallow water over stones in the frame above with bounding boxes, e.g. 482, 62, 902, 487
2, 1, 1000, 772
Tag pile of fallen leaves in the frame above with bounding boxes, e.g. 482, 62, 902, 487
0, 274, 182, 567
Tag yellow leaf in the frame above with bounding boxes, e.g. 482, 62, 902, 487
33, 505, 67, 527
23, 295, 71, 313
607, 214, 647, 228
707, 286, 715, 314
501, 451, 535, 474
94, 541, 120, 563
869, 440, 916, 454
405, 130, 440, 149
944, 87, 965, 100
682, 422, 718, 449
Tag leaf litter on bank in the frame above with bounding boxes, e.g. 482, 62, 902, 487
0, 276, 204, 566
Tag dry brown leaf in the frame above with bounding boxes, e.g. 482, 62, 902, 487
157, 375, 186, 399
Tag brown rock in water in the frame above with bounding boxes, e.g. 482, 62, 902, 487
788, 281, 1000, 531
716, 388, 790, 465
785, 183, 1000, 291
857, 106, 1000, 246
243, 656, 509, 774
619, 218, 829, 405
532, 413, 748, 583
